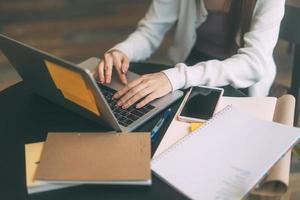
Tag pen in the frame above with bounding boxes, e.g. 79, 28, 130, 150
151, 108, 172, 142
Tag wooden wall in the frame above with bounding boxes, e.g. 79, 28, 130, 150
0, 0, 172, 68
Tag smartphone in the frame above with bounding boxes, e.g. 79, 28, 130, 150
178, 86, 224, 122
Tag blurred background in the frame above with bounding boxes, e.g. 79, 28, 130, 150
0, 1, 300, 199
0, 0, 297, 111
0, 0, 173, 91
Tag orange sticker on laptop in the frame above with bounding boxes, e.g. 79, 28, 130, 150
44, 60, 100, 116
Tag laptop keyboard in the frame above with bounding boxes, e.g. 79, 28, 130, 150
98, 84, 155, 127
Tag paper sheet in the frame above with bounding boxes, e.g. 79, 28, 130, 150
153, 96, 278, 158
25, 142, 45, 187
45, 60, 100, 115
189, 123, 203, 132
217, 96, 277, 121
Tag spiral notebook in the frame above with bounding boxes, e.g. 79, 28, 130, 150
151, 106, 300, 200
154, 95, 296, 197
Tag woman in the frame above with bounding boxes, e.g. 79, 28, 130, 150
97, 0, 285, 109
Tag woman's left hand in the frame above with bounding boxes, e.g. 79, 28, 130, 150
113, 72, 172, 109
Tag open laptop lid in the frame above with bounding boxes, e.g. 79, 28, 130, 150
0, 34, 121, 131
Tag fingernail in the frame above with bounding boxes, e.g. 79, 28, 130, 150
117, 101, 122, 106
136, 104, 140, 109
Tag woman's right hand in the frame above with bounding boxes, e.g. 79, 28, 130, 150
98, 50, 129, 85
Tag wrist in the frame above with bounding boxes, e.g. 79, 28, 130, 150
159, 72, 173, 92
108, 43, 132, 61
162, 63, 187, 91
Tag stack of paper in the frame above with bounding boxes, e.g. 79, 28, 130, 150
25, 142, 77, 194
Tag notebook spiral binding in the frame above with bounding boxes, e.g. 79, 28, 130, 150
152, 105, 233, 163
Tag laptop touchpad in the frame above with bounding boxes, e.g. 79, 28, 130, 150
103, 68, 140, 91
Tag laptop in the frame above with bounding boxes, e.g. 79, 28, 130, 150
0, 34, 183, 132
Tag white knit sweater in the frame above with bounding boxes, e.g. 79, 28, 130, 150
112, 0, 285, 96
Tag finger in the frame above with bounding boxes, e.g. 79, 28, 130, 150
117, 82, 149, 108
117, 69, 128, 85
121, 57, 129, 73
122, 86, 153, 109
104, 54, 113, 84
136, 93, 158, 108
111, 51, 122, 69
113, 77, 143, 99
97, 60, 105, 83
112, 53, 127, 84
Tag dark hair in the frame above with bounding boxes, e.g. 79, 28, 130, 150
228, 0, 257, 49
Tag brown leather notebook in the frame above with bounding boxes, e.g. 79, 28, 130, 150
35, 132, 151, 185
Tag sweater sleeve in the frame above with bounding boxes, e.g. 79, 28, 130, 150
163, 0, 285, 92
111, 0, 180, 62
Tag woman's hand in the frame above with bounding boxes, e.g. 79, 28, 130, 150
98, 50, 129, 84
113, 72, 172, 109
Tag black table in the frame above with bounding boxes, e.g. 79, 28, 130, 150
0, 63, 245, 200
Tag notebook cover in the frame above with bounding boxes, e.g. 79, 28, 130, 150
35, 132, 151, 182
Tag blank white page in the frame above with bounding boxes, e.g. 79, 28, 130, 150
217, 97, 277, 121
151, 106, 300, 200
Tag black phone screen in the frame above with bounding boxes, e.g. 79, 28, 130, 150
180, 87, 222, 120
